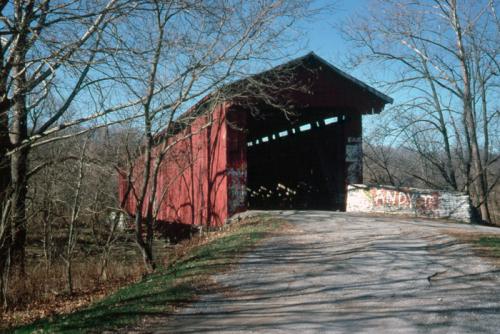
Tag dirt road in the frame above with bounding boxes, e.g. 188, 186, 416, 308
148, 211, 500, 333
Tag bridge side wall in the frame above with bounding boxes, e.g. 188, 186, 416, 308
346, 184, 472, 222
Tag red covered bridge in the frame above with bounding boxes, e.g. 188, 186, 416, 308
119, 53, 392, 227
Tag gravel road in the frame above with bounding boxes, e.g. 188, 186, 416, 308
146, 211, 500, 334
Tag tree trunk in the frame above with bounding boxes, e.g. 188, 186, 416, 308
99, 252, 109, 281
9, 148, 28, 273
66, 258, 73, 295
0, 102, 11, 308
42, 208, 52, 272
0, 245, 11, 309
450, 0, 492, 223
0, 198, 12, 308
9, 74, 29, 273
0, 109, 10, 204
140, 242, 155, 273
146, 210, 154, 268
464, 101, 491, 223
135, 213, 155, 273
421, 59, 458, 190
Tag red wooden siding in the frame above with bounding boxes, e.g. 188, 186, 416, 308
119, 103, 230, 227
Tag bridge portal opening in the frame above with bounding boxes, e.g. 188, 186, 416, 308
245, 109, 351, 211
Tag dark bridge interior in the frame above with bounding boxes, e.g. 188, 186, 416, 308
246, 108, 351, 211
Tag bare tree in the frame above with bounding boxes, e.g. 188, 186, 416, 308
343, 0, 499, 224
61, 136, 89, 294
113, 0, 316, 271
89, 127, 138, 282
0, 1, 132, 290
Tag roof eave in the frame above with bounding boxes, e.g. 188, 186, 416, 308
308, 52, 394, 105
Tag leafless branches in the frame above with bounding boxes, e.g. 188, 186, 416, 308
343, 0, 499, 224
0, 0, 318, 305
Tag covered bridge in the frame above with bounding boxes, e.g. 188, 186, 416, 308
119, 52, 392, 227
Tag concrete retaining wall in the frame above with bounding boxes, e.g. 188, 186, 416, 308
346, 184, 472, 222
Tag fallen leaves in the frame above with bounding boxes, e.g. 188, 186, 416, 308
0, 275, 140, 330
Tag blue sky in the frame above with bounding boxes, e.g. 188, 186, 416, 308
297, 0, 391, 133
305, 0, 498, 146
303, 0, 368, 60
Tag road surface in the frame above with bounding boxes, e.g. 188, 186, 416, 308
146, 211, 500, 333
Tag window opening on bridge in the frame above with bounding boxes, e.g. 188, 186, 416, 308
324, 116, 338, 125
299, 124, 311, 132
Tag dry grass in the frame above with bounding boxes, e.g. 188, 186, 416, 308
1, 253, 145, 329
8, 216, 282, 333
0, 223, 175, 330
1, 216, 278, 331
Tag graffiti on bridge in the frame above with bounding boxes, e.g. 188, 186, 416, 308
369, 188, 440, 216
228, 166, 247, 214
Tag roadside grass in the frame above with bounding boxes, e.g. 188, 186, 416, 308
474, 236, 500, 258
446, 230, 500, 263
10, 217, 282, 333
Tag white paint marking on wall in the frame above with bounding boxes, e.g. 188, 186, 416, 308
346, 184, 472, 222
